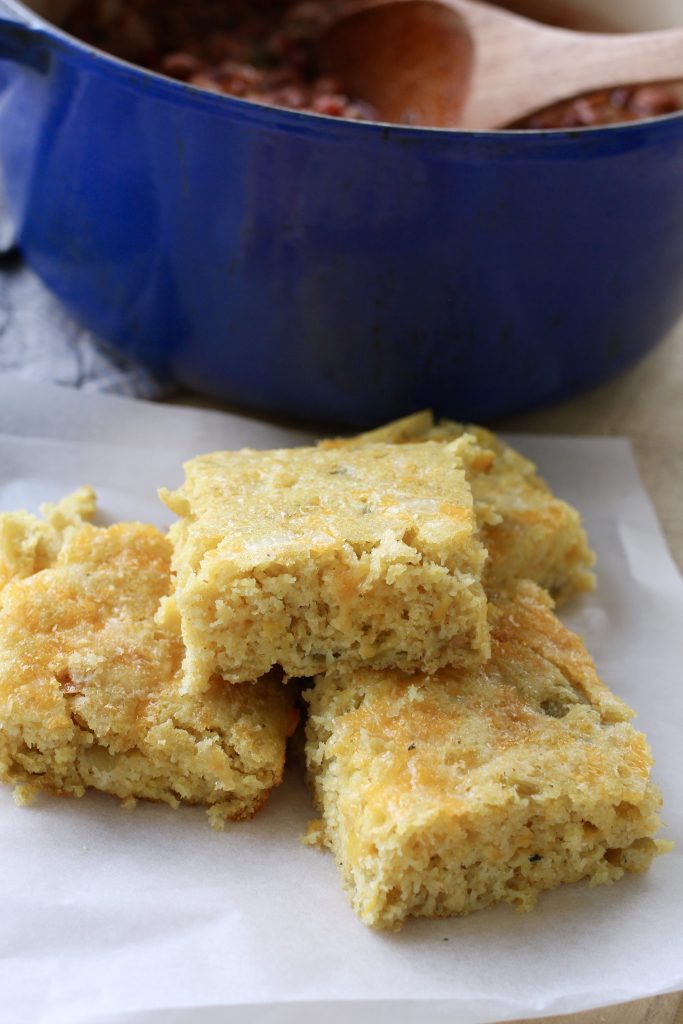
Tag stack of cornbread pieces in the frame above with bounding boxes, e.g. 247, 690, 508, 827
0, 412, 668, 930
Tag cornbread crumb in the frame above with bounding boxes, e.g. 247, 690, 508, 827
305, 580, 665, 930
161, 440, 490, 689
12, 783, 37, 807
302, 817, 327, 849
0, 514, 297, 826
322, 412, 596, 603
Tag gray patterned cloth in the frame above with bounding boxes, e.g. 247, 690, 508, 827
0, 251, 176, 399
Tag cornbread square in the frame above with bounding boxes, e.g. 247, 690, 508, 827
305, 580, 666, 930
321, 412, 596, 603
0, 486, 96, 591
0, 514, 297, 827
160, 440, 490, 689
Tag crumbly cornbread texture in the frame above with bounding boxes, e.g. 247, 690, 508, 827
305, 580, 665, 930
0, 517, 297, 827
160, 440, 490, 689
321, 411, 596, 603
0, 486, 96, 591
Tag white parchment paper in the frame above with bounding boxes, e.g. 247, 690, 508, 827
0, 379, 681, 1024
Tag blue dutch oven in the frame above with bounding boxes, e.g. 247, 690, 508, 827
0, 0, 682, 425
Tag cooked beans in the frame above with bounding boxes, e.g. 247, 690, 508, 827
514, 82, 683, 129
65, 0, 378, 120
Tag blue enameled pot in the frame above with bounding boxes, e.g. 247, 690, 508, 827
0, 0, 682, 425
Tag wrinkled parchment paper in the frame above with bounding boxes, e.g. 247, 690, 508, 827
0, 380, 681, 1024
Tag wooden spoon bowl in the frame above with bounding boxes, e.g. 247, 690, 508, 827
320, 2, 473, 126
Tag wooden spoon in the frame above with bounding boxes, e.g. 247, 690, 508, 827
318, 0, 683, 129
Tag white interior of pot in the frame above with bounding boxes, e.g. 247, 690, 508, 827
496, 0, 683, 32
563, 0, 682, 31
20, 0, 683, 33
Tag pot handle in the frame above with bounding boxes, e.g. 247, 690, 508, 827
0, 17, 49, 71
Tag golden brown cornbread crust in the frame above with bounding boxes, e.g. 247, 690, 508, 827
305, 580, 665, 930
0, 518, 297, 827
321, 411, 596, 603
161, 440, 490, 690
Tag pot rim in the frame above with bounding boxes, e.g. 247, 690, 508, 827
3, 0, 683, 141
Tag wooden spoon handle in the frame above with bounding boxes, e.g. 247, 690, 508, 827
529, 29, 683, 96
442, 0, 683, 128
